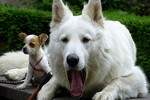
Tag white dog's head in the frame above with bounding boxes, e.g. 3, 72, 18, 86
48, 0, 105, 97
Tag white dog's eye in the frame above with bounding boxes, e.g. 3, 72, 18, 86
61, 37, 69, 43
82, 37, 90, 43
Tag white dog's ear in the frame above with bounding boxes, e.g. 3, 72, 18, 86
50, 0, 73, 31
38, 33, 48, 45
82, 0, 104, 26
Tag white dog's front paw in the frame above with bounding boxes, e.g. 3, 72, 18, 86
5, 68, 27, 80
37, 90, 53, 100
37, 77, 58, 100
92, 91, 115, 100
16, 84, 26, 89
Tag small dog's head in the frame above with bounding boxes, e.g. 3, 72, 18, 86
19, 33, 48, 55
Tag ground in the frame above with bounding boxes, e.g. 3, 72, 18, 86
0, 76, 149, 100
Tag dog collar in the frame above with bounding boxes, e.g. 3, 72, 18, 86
30, 56, 44, 72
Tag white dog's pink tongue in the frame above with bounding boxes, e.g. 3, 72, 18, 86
70, 70, 83, 97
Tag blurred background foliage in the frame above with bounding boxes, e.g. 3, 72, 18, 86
0, 0, 149, 16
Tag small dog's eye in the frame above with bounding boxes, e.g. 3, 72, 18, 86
61, 37, 68, 43
29, 43, 35, 47
82, 37, 90, 43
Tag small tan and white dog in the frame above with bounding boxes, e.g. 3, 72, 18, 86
16, 33, 51, 89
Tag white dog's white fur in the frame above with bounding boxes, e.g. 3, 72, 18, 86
0, 0, 148, 99
5, 67, 27, 81
0, 51, 28, 76
37, 0, 148, 99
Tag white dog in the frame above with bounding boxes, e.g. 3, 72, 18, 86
0, 0, 148, 99
37, 0, 148, 99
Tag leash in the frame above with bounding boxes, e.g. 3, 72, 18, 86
30, 56, 44, 72
28, 72, 52, 100
0, 80, 24, 84
0, 75, 24, 85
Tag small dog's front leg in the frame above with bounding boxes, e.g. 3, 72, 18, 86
37, 76, 59, 100
17, 66, 32, 89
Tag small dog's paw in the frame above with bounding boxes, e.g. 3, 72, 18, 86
16, 84, 26, 89
92, 91, 114, 100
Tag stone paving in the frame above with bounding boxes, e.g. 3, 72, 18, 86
0, 76, 149, 100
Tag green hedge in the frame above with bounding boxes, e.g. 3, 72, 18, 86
0, 6, 150, 82
0, 5, 51, 54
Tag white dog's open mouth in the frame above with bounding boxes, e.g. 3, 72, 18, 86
67, 69, 86, 97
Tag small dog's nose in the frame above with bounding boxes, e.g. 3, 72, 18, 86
67, 54, 79, 67
23, 47, 28, 54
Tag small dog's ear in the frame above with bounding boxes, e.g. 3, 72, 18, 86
18, 33, 27, 39
38, 33, 48, 45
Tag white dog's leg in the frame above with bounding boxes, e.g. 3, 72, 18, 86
5, 68, 27, 80
37, 76, 59, 100
93, 67, 148, 100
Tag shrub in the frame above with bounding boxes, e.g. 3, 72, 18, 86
102, 0, 150, 16
0, 5, 51, 54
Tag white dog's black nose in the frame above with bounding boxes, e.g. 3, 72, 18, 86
67, 54, 79, 67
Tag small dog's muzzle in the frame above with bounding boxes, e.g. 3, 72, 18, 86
23, 47, 29, 54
